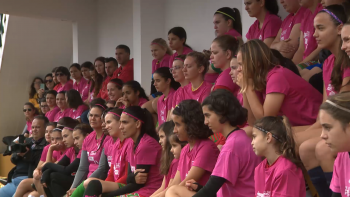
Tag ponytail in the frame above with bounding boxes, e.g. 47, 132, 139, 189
232, 8, 242, 35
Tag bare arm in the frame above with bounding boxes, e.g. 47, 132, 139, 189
292, 32, 305, 64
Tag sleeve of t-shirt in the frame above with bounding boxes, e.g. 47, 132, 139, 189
266, 71, 290, 95
192, 142, 218, 172
246, 25, 254, 40
170, 160, 179, 179
272, 169, 305, 196
177, 147, 187, 171
263, 17, 282, 40
211, 151, 240, 185
76, 105, 88, 119
40, 146, 49, 162
330, 154, 341, 193
136, 143, 158, 165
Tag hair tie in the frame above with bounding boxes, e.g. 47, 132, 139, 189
254, 126, 282, 142
122, 112, 144, 123
108, 111, 121, 117
326, 100, 350, 113
151, 42, 163, 48
174, 57, 184, 62
109, 80, 122, 88
95, 104, 106, 110
322, 9, 343, 24
216, 11, 235, 21
53, 128, 62, 132
63, 127, 74, 131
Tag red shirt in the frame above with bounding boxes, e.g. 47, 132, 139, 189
97, 76, 112, 100
53, 83, 61, 91
112, 59, 134, 82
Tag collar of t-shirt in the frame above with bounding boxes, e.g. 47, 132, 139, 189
225, 127, 241, 139
265, 156, 282, 169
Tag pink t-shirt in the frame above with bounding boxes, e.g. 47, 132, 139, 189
246, 12, 282, 41
120, 98, 148, 109
103, 137, 114, 167
225, 29, 241, 38
152, 54, 171, 73
174, 81, 212, 105
53, 108, 71, 122
53, 149, 65, 161
212, 129, 261, 197
57, 80, 73, 92
26, 121, 32, 134
65, 147, 78, 163
111, 138, 133, 182
264, 66, 322, 126
73, 77, 88, 97
128, 134, 163, 197
205, 73, 220, 84
214, 68, 240, 97
40, 145, 65, 162
82, 132, 112, 177
280, 7, 307, 41
178, 139, 220, 186
69, 104, 89, 120
157, 89, 176, 126
168, 46, 193, 66
172, 87, 184, 108
81, 80, 91, 101
255, 156, 306, 197
300, 4, 323, 59
330, 152, 350, 195
323, 54, 350, 96
45, 106, 60, 122
165, 158, 179, 189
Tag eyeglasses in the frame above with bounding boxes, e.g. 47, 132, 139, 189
169, 66, 183, 72
23, 109, 32, 112
44, 79, 53, 83
56, 73, 65, 77
41, 105, 49, 108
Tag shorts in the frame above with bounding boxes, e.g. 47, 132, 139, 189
118, 193, 146, 197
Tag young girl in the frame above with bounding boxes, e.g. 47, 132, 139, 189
54, 91, 71, 122
168, 27, 193, 65
94, 56, 107, 79
271, 0, 306, 59
56, 66, 74, 92
170, 55, 189, 109
87, 58, 104, 103
106, 78, 123, 102
22, 102, 38, 137
70, 63, 88, 98
66, 89, 89, 122
298, 6, 349, 196
165, 100, 220, 197
252, 116, 305, 196
116, 80, 149, 108
83, 106, 162, 197
167, 90, 260, 197
214, 7, 242, 38
316, 92, 350, 197
45, 90, 60, 122
80, 61, 93, 101
245, 0, 282, 47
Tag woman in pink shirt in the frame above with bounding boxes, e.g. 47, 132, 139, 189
252, 116, 305, 197
83, 106, 162, 197
170, 55, 189, 108
116, 80, 149, 108
56, 66, 73, 92
54, 91, 71, 122
245, 0, 282, 47
107, 78, 123, 103
271, 0, 306, 59
80, 61, 93, 102
214, 7, 242, 38
317, 93, 350, 197
168, 27, 193, 66
66, 89, 89, 122
169, 90, 260, 197
45, 90, 60, 122
70, 63, 88, 99
151, 121, 187, 197
165, 100, 220, 197
297, 7, 349, 196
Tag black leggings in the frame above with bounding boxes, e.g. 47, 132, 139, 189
43, 172, 74, 197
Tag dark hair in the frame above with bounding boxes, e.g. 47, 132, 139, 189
69, 63, 81, 71
91, 103, 107, 112
47, 122, 57, 128
186, 51, 210, 76
90, 59, 104, 97
56, 66, 71, 80
81, 61, 94, 70
34, 115, 49, 126
259, 0, 279, 15
57, 117, 79, 128
107, 108, 123, 121
202, 89, 247, 126
44, 73, 53, 79
105, 57, 118, 66
159, 121, 175, 175
154, 67, 180, 91
63, 120, 79, 131
172, 100, 213, 140
52, 67, 58, 73
74, 123, 93, 137
57, 91, 66, 96
90, 98, 106, 108
108, 78, 123, 90
123, 80, 149, 101
271, 49, 300, 76
168, 27, 192, 49
254, 116, 302, 168
102, 108, 113, 120
46, 90, 58, 98
106, 100, 117, 106
29, 77, 44, 98
215, 7, 242, 35
39, 98, 47, 105
174, 54, 187, 62
116, 45, 131, 54
123, 106, 158, 143
66, 89, 85, 109
319, 5, 349, 92
213, 35, 240, 57
320, 92, 350, 129
169, 134, 188, 149
24, 102, 39, 116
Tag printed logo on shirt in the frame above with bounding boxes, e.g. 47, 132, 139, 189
114, 169, 119, 176
281, 29, 287, 41
256, 191, 271, 197
131, 166, 135, 172
345, 186, 350, 197
304, 31, 310, 50
327, 84, 336, 96
259, 35, 262, 40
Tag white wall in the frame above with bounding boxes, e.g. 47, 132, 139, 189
0, 16, 72, 151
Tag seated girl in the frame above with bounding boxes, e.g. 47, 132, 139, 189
116, 80, 149, 108
66, 89, 89, 122
54, 91, 71, 122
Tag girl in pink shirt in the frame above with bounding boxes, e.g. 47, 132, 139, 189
214, 7, 242, 38
271, 1, 307, 59
83, 106, 162, 197
165, 100, 220, 197
168, 27, 193, 66
66, 89, 89, 122
169, 89, 260, 197
45, 90, 60, 122
70, 63, 88, 99
116, 80, 149, 109
252, 116, 305, 197
170, 55, 189, 108
54, 91, 71, 122
56, 66, 74, 92
245, 0, 282, 47
80, 61, 93, 101
107, 78, 123, 102
151, 122, 187, 197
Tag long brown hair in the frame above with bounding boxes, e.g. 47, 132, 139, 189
320, 92, 350, 129
159, 121, 175, 175
254, 116, 302, 168
240, 39, 279, 92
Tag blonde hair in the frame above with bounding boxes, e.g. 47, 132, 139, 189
151, 38, 173, 55
240, 39, 278, 92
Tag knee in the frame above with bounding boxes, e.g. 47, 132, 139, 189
165, 185, 180, 197
299, 140, 317, 163
315, 141, 334, 161
83, 178, 97, 188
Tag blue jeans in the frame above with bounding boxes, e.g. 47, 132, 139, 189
0, 176, 28, 197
